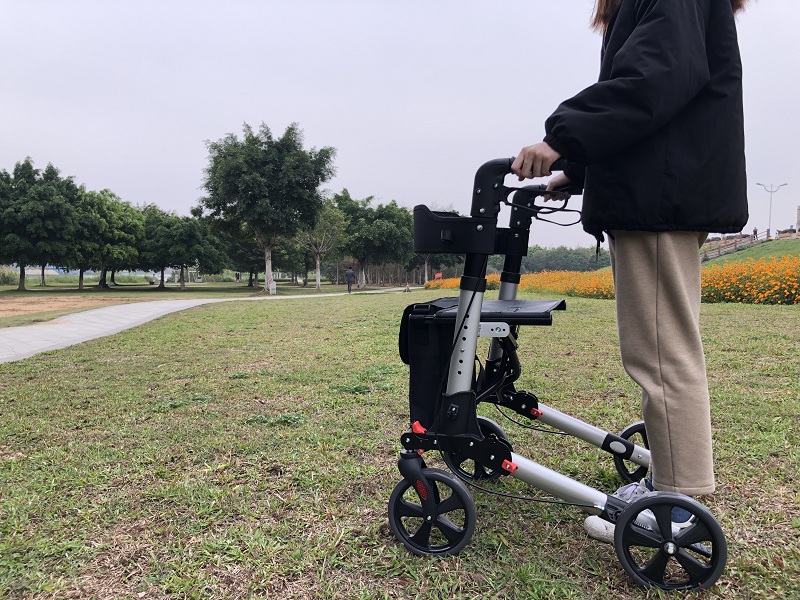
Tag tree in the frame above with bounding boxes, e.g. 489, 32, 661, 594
413, 252, 462, 284
221, 227, 263, 287
201, 122, 335, 294
0, 159, 78, 290
92, 191, 143, 288
65, 188, 109, 290
138, 206, 228, 290
335, 190, 413, 288
334, 189, 369, 286
372, 200, 413, 272
138, 204, 180, 288
168, 216, 228, 290
518, 245, 610, 273
297, 198, 346, 290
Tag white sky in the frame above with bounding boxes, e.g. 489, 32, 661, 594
2, 0, 798, 248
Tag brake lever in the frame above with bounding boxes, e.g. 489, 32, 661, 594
552, 184, 583, 196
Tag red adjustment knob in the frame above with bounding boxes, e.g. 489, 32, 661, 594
411, 421, 427, 434
501, 459, 517, 474
530, 407, 542, 419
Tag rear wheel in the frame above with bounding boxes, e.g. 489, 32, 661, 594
614, 492, 727, 590
614, 421, 649, 483
442, 417, 509, 481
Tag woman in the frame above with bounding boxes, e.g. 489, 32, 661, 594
511, 0, 749, 543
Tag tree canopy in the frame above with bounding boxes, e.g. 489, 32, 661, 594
334, 189, 413, 288
0, 159, 80, 290
200, 122, 336, 293
297, 198, 347, 290
0, 157, 233, 291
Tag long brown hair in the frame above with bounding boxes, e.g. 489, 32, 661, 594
591, 0, 749, 31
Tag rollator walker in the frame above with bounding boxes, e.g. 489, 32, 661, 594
388, 158, 727, 591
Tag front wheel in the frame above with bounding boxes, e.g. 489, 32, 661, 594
388, 468, 476, 556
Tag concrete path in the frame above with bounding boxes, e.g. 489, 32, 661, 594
0, 288, 412, 364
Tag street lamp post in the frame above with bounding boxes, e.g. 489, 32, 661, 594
756, 182, 788, 238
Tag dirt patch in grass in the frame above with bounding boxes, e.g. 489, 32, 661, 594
0, 295, 143, 318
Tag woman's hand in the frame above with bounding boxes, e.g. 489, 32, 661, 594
544, 172, 572, 201
511, 142, 561, 181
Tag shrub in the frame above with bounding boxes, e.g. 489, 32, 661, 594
0, 266, 17, 286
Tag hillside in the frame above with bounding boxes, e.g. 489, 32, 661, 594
703, 238, 800, 266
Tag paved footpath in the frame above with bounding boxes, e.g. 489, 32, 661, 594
0, 288, 411, 364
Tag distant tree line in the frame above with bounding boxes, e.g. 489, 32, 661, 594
0, 123, 419, 292
0, 158, 229, 291
487, 245, 610, 274
1, 122, 606, 293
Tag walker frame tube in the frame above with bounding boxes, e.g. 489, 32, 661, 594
440, 158, 622, 514
535, 402, 651, 467
483, 181, 651, 469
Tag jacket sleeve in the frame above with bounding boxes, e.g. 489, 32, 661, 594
543, 0, 711, 164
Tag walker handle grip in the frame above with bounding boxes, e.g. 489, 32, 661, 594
470, 157, 570, 218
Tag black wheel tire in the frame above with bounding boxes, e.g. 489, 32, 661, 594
388, 468, 476, 556
442, 417, 509, 482
614, 492, 727, 591
613, 421, 649, 483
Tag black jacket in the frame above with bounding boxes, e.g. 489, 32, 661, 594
543, 0, 748, 237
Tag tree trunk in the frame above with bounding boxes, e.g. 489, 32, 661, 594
40, 265, 46, 287
263, 246, 275, 294
248, 270, 254, 287
98, 267, 109, 288
179, 266, 186, 290
159, 268, 166, 288
357, 260, 367, 289
110, 270, 117, 285
17, 264, 26, 291
314, 253, 322, 291
79, 268, 85, 291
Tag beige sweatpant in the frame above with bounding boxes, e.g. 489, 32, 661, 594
609, 231, 715, 496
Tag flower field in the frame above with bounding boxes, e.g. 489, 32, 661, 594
701, 255, 800, 304
425, 255, 800, 304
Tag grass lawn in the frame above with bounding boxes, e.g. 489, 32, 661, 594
703, 237, 800, 265
0, 290, 798, 599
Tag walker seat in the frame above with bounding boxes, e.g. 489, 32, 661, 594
399, 297, 565, 429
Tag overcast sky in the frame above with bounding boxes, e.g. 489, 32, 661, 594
2, 0, 798, 248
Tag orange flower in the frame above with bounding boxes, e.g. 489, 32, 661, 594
425, 257, 798, 304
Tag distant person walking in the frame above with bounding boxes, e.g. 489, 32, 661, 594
752, 227, 758, 241
344, 267, 356, 294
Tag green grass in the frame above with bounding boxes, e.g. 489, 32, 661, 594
1, 290, 798, 598
703, 237, 800, 265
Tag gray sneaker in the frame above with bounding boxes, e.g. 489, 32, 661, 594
583, 479, 651, 543
583, 479, 694, 544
